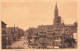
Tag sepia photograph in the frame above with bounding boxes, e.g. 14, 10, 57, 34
1, 0, 78, 49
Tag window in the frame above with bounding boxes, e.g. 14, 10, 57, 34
64, 37, 65, 39
58, 30, 60, 31
59, 27, 61, 28
44, 32, 46, 34
35, 37, 38, 39
2, 30, 6, 34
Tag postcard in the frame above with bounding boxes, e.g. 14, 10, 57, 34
0, 0, 80, 51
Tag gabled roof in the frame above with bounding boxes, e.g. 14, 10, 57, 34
1, 21, 7, 25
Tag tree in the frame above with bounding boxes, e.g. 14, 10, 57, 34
64, 38, 76, 48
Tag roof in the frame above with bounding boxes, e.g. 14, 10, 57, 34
38, 25, 53, 28
1, 21, 7, 25
64, 24, 75, 27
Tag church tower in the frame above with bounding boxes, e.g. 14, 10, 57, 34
54, 2, 61, 24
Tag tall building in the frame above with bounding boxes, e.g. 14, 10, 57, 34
54, 2, 61, 24
1, 21, 7, 49
27, 3, 77, 49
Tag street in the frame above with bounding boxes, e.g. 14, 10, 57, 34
9, 36, 30, 49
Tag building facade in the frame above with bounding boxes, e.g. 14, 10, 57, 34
1, 21, 7, 49
27, 3, 77, 49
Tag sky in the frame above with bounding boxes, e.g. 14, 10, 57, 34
1, 0, 77, 30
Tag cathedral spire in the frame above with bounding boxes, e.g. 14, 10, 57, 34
55, 2, 58, 10
53, 2, 61, 24
54, 2, 59, 24
55, 2, 58, 16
